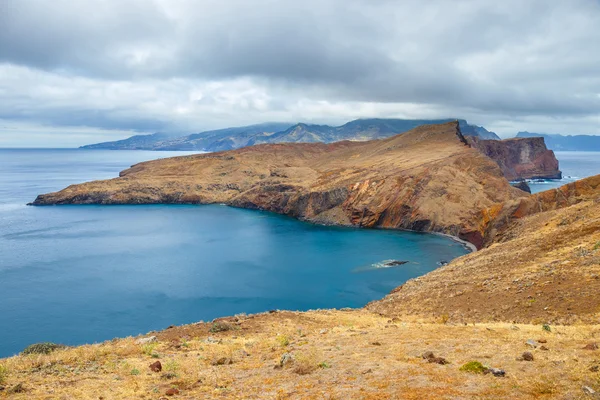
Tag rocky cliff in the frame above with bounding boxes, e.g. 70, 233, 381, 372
467, 136, 561, 180
33, 122, 524, 248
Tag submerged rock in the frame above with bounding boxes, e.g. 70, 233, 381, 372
383, 260, 409, 267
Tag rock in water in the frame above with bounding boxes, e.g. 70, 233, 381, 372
383, 260, 408, 267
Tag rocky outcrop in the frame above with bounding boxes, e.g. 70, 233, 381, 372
467, 136, 561, 180
32, 122, 525, 248
510, 180, 531, 193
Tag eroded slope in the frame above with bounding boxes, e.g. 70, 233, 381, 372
368, 175, 600, 324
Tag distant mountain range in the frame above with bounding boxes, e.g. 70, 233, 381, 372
516, 132, 600, 151
81, 118, 500, 151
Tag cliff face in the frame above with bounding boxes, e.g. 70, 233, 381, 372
467, 136, 561, 180
32, 122, 524, 248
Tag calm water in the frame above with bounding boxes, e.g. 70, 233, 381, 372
528, 151, 600, 193
0, 149, 469, 357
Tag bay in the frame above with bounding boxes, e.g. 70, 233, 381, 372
0, 149, 468, 357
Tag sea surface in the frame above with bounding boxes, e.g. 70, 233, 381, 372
0, 149, 470, 357
528, 151, 600, 193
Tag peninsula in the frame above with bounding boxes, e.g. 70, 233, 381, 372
32, 122, 560, 248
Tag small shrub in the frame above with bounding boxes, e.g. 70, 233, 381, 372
318, 361, 331, 369
130, 368, 140, 375
210, 322, 232, 333
439, 313, 450, 324
542, 324, 552, 332
293, 351, 318, 375
0, 364, 8, 384
529, 378, 558, 395
459, 361, 487, 374
276, 335, 290, 347
22, 342, 66, 355
164, 359, 180, 373
594, 241, 600, 251
141, 343, 157, 356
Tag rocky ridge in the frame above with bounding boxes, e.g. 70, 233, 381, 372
81, 118, 500, 151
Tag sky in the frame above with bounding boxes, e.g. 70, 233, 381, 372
1, 0, 599, 147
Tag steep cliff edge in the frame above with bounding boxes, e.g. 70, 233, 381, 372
32, 122, 525, 248
467, 136, 561, 180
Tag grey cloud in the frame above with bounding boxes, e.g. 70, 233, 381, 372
0, 0, 599, 145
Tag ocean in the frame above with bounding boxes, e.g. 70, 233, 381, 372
528, 151, 600, 193
0, 149, 469, 357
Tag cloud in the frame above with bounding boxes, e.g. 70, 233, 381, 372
0, 0, 599, 145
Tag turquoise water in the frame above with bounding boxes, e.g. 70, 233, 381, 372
0, 149, 469, 357
528, 151, 600, 193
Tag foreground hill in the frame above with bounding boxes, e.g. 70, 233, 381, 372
517, 131, 600, 151
369, 175, 600, 324
5, 176, 600, 399
81, 118, 500, 151
35, 122, 523, 248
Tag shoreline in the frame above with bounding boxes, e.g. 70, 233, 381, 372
434, 232, 478, 253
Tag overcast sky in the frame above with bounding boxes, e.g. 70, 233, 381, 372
1, 0, 599, 146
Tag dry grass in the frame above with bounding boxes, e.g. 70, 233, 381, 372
2, 310, 600, 399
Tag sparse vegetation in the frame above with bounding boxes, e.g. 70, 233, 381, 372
164, 359, 180, 373
542, 323, 552, 332
140, 342, 157, 356
210, 321, 233, 333
0, 364, 8, 384
459, 361, 486, 374
276, 335, 290, 347
2, 313, 600, 398
292, 350, 319, 375
22, 342, 66, 355
528, 377, 558, 395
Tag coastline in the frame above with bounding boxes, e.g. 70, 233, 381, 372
434, 232, 477, 253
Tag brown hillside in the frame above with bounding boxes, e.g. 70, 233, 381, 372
367, 175, 600, 324
32, 122, 525, 248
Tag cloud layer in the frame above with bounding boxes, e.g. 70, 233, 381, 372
1, 0, 599, 145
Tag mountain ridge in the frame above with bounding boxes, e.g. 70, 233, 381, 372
516, 131, 600, 151
80, 118, 500, 151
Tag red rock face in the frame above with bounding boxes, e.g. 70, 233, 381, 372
468, 137, 561, 181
